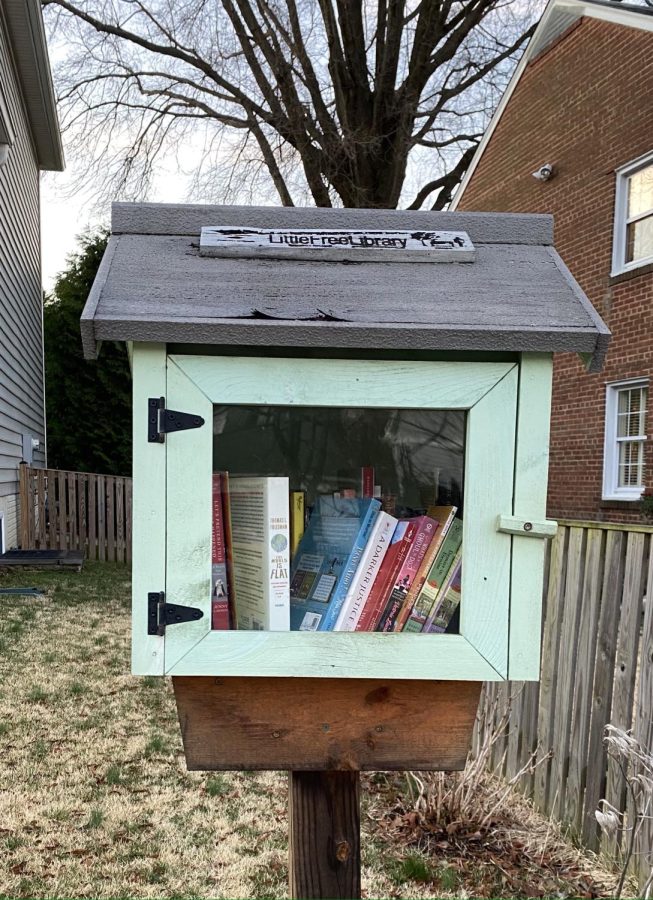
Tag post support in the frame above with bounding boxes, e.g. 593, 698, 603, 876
289, 770, 361, 900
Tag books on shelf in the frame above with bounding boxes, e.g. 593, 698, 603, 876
403, 517, 463, 632
375, 515, 439, 632
211, 467, 463, 634
289, 496, 381, 631
228, 476, 290, 631
393, 505, 457, 632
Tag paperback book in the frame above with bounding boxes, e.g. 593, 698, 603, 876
210, 473, 230, 630
333, 511, 398, 631
376, 515, 439, 632
403, 517, 464, 632
290, 496, 381, 631
229, 475, 290, 631
425, 554, 462, 633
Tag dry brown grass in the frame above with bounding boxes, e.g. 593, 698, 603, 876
0, 563, 630, 899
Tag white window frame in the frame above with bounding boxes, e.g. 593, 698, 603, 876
612, 149, 653, 276
603, 378, 649, 501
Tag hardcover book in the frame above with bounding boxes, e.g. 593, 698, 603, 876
392, 505, 457, 632
210, 473, 230, 630
376, 515, 439, 632
354, 518, 419, 632
229, 476, 290, 631
290, 496, 381, 631
333, 511, 398, 631
403, 517, 463, 632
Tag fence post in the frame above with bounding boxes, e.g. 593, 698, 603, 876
18, 463, 31, 549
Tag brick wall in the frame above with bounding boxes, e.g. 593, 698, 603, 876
457, 17, 653, 522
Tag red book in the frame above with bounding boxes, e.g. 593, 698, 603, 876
211, 473, 230, 630
355, 519, 418, 632
376, 516, 439, 632
361, 466, 374, 499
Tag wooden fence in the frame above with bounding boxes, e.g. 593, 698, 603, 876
474, 520, 652, 889
19, 464, 132, 563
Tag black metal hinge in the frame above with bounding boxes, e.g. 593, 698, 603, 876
148, 397, 205, 443
148, 591, 204, 636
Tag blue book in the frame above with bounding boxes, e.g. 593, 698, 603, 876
289, 497, 381, 631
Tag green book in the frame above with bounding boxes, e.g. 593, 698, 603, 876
402, 518, 463, 632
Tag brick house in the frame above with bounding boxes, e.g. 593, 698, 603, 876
453, 0, 653, 523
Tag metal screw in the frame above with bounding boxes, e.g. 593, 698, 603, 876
523, 522, 533, 532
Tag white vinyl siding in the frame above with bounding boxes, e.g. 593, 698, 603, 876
612, 150, 653, 276
0, 10, 46, 542
603, 379, 648, 500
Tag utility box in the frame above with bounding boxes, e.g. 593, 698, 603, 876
82, 202, 609, 773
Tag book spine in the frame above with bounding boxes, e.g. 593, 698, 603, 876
361, 466, 374, 499
355, 520, 417, 632
220, 472, 237, 629
424, 552, 462, 633
402, 518, 463, 632
266, 477, 291, 631
319, 499, 381, 631
376, 516, 436, 632
333, 512, 397, 631
392, 507, 456, 632
211, 473, 230, 630
289, 490, 305, 558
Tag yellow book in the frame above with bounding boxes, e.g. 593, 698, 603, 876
290, 491, 305, 558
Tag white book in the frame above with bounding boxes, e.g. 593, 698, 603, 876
229, 476, 290, 631
333, 512, 398, 631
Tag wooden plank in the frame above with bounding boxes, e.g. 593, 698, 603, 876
36, 468, 46, 548
582, 530, 626, 849
167, 631, 502, 681
67, 473, 77, 552
57, 471, 67, 550
131, 343, 166, 675
633, 540, 653, 889
602, 532, 646, 859
557, 519, 653, 535
116, 477, 125, 563
173, 677, 481, 771
170, 355, 516, 411
18, 464, 30, 549
518, 680, 540, 796
533, 525, 567, 814
125, 478, 133, 564
87, 475, 97, 561
289, 771, 360, 900
509, 354, 553, 679
164, 357, 214, 673
77, 474, 87, 557
97, 474, 106, 561
506, 682, 524, 779
463, 366, 517, 677
47, 470, 57, 549
106, 476, 116, 562
566, 528, 606, 838
550, 526, 586, 821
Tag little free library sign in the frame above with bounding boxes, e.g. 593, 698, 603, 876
199, 225, 475, 263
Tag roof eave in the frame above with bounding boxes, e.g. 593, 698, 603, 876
2, 0, 64, 171
452, 0, 653, 209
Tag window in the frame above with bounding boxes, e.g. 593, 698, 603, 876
612, 151, 653, 275
603, 379, 648, 500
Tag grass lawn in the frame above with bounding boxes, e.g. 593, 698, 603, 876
0, 563, 629, 899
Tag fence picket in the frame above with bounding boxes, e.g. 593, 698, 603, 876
106, 476, 116, 561
116, 477, 125, 563
97, 474, 106, 561
57, 471, 67, 550
582, 529, 626, 849
78, 474, 87, 556
18, 464, 30, 549
125, 479, 133, 564
602, 532, 646, 859
566, 528, 606, 838
36, 469, 47, 546
47, 470, 57, 548
633, 544, 653, 886
88, 475, 97, 560
67, 474, 77, 551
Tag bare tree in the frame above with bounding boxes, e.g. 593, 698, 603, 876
44, 0, 538, 209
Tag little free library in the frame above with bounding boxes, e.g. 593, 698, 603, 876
82, 203, 609, 899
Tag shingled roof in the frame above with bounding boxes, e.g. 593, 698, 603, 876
81, 202, 610, 371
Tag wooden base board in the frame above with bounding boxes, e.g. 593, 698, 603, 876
173, 676, 482, 771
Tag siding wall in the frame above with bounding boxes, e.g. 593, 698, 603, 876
457, 18, 653, 523
0, 8, 46, 548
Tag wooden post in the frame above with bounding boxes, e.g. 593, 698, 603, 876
289, 771, 360, 900
18, 463, 31, 549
